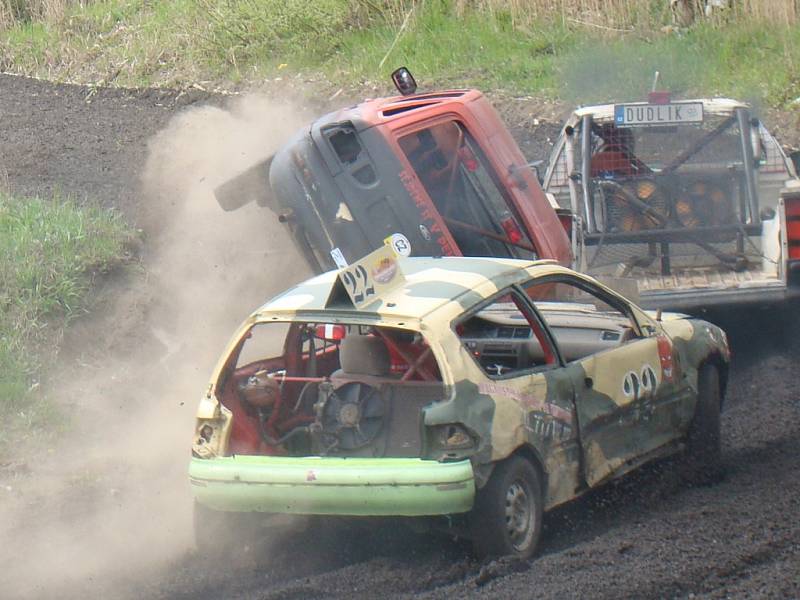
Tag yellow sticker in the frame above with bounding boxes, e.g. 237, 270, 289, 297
339, 245, 406, 308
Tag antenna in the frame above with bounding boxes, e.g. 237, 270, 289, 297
648, 71, 670, 104
651, 71, 661, 93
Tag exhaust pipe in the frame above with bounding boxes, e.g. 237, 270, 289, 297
214, 156, 275, 212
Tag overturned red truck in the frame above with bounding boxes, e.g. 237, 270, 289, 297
216, 69, 571, 271
216, 69, 800, 311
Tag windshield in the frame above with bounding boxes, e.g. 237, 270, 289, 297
399, 121, 537, 260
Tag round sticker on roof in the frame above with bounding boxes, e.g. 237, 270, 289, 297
372, 256, 398, 284
389, 233, 411, 257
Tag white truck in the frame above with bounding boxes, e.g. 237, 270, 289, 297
542, 95, 800, 310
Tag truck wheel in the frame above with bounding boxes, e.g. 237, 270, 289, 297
470, 455, 543, 560
684, 364, 722, 483
193, 501, 261, 557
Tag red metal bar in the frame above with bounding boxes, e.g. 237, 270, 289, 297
374, 329, 436, 381
401, 346, 434, 382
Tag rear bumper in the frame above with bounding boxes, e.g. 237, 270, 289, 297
189, 455, 475, 516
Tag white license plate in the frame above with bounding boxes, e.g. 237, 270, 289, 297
614, 102, 704, 127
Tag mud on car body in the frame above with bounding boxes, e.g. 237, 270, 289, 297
189, 251, 730, 558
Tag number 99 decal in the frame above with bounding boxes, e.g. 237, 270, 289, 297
622, 364, 659, 400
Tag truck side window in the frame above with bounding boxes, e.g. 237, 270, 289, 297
328, 126, 362, 164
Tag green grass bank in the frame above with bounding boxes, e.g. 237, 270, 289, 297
0, 192, 132, 452
1, 1, 799, 109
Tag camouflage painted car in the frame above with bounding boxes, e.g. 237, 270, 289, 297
189, 249, 730, 558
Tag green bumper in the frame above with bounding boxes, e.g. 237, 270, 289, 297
189, 455, 475, 516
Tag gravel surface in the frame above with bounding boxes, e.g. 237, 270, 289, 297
1, 73, 798, 600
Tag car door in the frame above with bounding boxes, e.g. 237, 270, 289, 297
450, 287, 582, 504
522, 275, 686, 487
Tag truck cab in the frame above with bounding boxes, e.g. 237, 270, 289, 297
215, 85, 571, 271
543, 96, 800, 310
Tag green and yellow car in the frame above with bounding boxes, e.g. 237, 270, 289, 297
189, 249, 730, 558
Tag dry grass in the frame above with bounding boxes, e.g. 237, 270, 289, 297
449, 0, 798, 28
453, 0, 658, 30
741, 0, 798, 25
0, 0, 77, 27
2, 1, 796, 33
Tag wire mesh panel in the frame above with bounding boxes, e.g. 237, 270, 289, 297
586, 237, 767, 275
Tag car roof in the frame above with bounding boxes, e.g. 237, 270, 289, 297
571, 97, 748, 123
255, 256, 569, 324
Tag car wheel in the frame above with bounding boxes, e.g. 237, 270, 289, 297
684, 364, 722, 483
470, 455, 543, 560
193, 501, 261, 557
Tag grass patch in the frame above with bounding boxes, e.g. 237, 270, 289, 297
322, 3, 800, 108
1, 1, 799, 110
0, 191, 132, 452
325, 1, 576, 94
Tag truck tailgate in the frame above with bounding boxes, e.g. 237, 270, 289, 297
636, 267, 789, 309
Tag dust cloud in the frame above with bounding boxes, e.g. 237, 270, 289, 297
0, 95, 312, 598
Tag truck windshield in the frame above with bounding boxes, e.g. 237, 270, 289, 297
399, 121, 537, 260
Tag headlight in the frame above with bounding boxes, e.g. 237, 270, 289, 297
439, 424, 473, 449
192, 417, 228, 458
428, 424, 476, 460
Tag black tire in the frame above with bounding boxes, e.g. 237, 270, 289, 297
684, 364, 722, 483
193, 501, 262, 557
470, 455, 543, 560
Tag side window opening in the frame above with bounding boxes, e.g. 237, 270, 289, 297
456, 290, 556, 378
522, 278, 640, 363
328, 126, 362, 165
326, 124, 378, 186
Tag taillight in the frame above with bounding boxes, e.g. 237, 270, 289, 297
786, 198, 800, 260
500, 214, 523, 244
458, 146, 479, 172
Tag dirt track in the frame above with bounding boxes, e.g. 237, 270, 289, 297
1, 74, 799, 599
